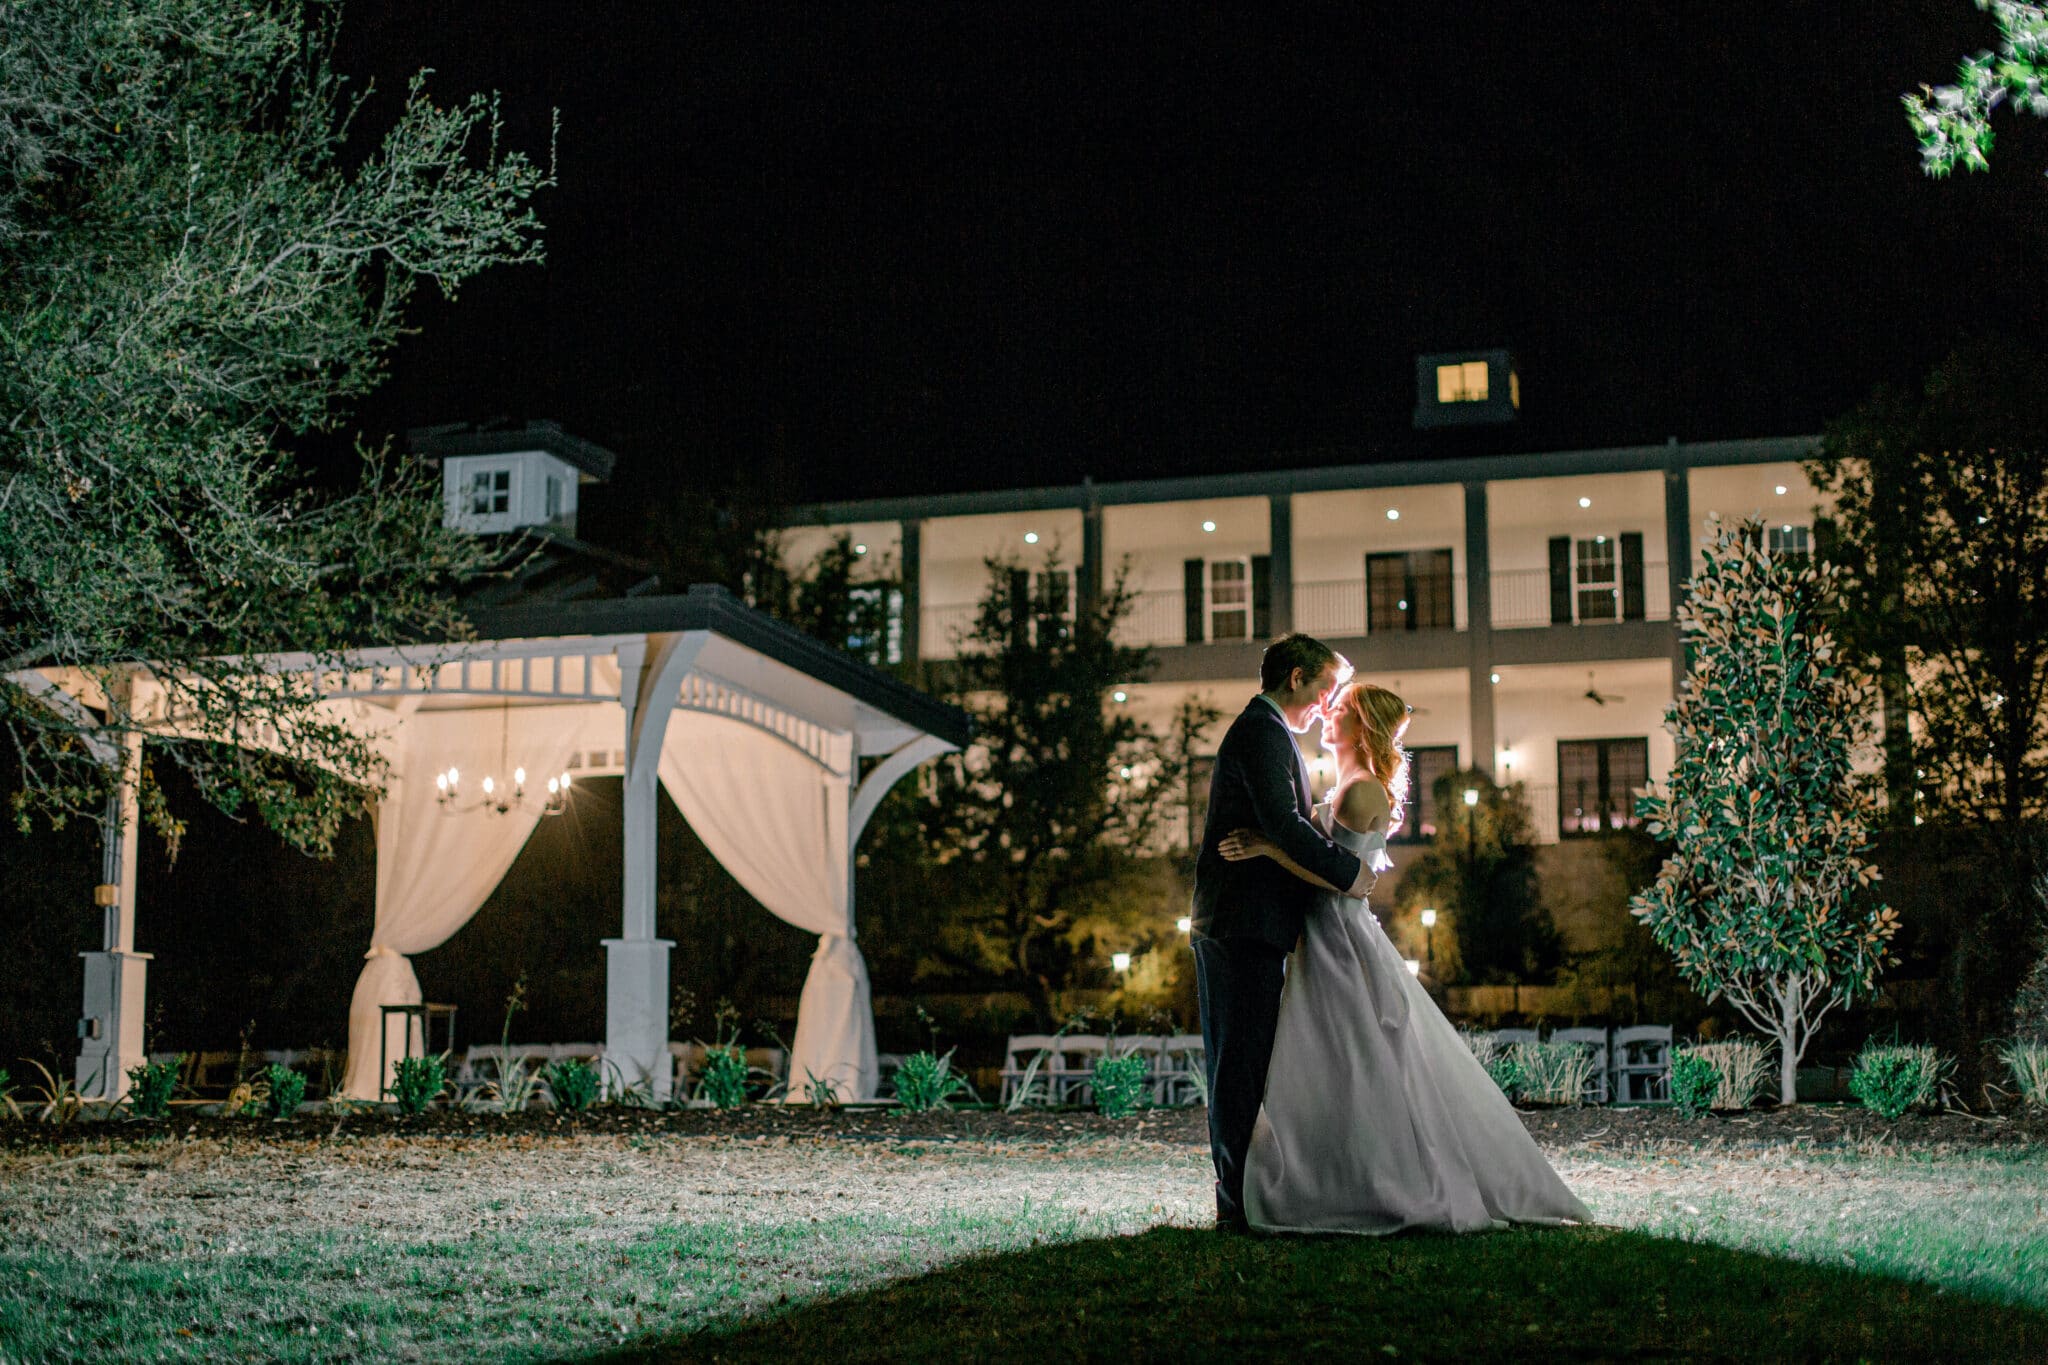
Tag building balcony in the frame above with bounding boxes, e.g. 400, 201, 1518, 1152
1489, 563, 1672, 629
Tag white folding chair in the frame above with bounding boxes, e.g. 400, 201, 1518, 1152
1611, 1025, 1673, 1103
1051, 1035, 1108, 1106
1000, 1035, 1059, 1106
1549, 1027, 1611, 1104
1491, 1027, 1540, 1049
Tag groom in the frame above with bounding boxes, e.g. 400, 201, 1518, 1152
1191, 633, 1377, 1231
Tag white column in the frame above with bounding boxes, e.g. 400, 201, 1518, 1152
602, 634, 702, 1103
77, 725, 149, 1100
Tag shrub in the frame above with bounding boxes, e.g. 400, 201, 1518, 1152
1689, 1039, 1771, 1111
391, 1054, 447, 1115
1510, 1041, 1596, 1107
1092, 1052, 1151, 1118
1999, 1040, 2048, 1110
1670, 1050, 1721, 1118
263, 1064, 307, 1119
1460, 1029, 1523, 1100
892, 1049, 967, 1112
699, 1045, 749, 1110
1850, 1042, 1951, 1121
545, 1058, 601, 1113
125, 1055, 180, 1119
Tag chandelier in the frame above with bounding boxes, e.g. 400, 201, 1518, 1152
435, 701, 573, 817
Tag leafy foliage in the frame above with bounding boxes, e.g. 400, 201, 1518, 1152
263, 1064, 307, 1119
124, 1055, 180, 1119
1091, 1052, 1151, 1118
1631, 517, 1897, 1105
918, 557, 1189, 1026
1850, 1043, 1952, 1120
891, 1049, 968, 1112
1906, 2, 2048, 176
698, 1046, 749, 1110
1460, 1029, 1524, 1100
391, 1054, 446, 1115
0, 0, 554, 855
542, 1058, 599, 1113
1670, 1050, 1721, 1118
1393, 771, 1560, 984
0, 1067, 14, 1121
1999, 1040, 2048, 1107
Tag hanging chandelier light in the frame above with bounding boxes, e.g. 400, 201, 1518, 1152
435, 701, 573, 817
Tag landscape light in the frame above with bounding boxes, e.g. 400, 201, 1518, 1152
1464, 788, 1479, 807
1176, 917, 1192, 933
1112, 952, 1132, 973
1404, 959, 1421, 976
1421, 908, 1438, 928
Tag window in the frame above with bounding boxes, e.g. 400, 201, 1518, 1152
1367, 550, 1455, 632
1575, 537, 1618, 621
1390, 745, 1459, 844
1768, 524, 1810, 560
1558, 738, 1650, 837
1436, 361, 1489, 403
1207, 558, 1251, 641
847, 586, 904, 666
544, 475, 563, 523
467, 466, 512, 517
1030, 568, 1077, 645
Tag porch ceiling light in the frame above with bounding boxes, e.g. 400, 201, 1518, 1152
1112, 689, 1128, 702
853, 543, 867, 555
1386, 508, 1400, 520
1775, 485, 1788, 495
1489, 672, 1500, 684
1202, 520, 1216, 533
1024, 531, 1039, 544
1577, 496, 1592, 508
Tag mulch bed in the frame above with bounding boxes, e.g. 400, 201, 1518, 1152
5, 1101, 2045, 1153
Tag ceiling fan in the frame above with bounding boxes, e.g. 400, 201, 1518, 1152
1583, 671, 1626, 707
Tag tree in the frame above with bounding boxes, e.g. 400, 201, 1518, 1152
1392, 770, 1560, 986
1906, 2, 2048, 177
917, 557, 1179, 1027
0, 0, 556, 855
1807, 343, 2048, 1075
1631, 518, 1900, 1105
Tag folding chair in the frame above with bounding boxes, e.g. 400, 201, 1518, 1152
1611, 1025, 1673, 1103
999, 1035, 1059, 1107
1156, 1034, 1208, 1107
1050, 1035, 1108, 1106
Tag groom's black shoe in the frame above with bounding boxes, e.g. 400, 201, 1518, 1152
1213, 1210, 1252, 1235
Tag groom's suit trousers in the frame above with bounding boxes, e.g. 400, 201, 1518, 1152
1194, 935, 1287, 1221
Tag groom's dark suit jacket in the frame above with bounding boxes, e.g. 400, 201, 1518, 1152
1191, 698, 1364, 953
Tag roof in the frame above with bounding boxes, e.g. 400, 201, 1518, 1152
464, 584, 972, 750
407, 419, 619, 482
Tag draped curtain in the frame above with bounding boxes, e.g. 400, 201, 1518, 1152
657, 710, 875, 1101
339, 704, 601, 1100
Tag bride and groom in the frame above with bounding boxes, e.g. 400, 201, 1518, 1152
1191, 633, 1592, 1235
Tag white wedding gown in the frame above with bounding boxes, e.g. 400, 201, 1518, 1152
1244, 799, 1594, 1235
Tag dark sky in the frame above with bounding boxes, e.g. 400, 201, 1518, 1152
328, 2, 2048, 511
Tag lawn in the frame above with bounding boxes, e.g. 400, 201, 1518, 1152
2, 1111, 2043, 1362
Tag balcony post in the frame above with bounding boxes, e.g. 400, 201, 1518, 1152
1080, 481, 1103, 617
899, 518, 922, 678
1662, 460, 1691, 698
1266, 495, 1294, 638
1464, 481, 1495, 778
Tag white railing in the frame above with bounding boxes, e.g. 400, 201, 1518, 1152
1490, 565, 1669, 630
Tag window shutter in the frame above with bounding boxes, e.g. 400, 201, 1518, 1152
1620, 532, 1646, 621
1547, 536, 1573, 625
1251, 554, 1272, 639
1008, 568, 1031, 648
1184, 559, 1206, 644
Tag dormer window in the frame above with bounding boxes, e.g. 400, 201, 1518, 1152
1436, 361, 1489, 404
1414, 349, 1519, 429
468, 466, 513, 517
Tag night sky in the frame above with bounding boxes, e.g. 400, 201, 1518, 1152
326, 2, 2048, 514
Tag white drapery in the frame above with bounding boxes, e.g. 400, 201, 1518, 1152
657, 710, 876, 1102
339, 704, 601, 1099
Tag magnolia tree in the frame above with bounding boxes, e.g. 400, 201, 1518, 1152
1630, 518, 1901, 1105
1906, 1, 2048, 177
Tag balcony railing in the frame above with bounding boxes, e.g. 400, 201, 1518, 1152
1292, 576, 1465, 638
1489, 565, 1670, 630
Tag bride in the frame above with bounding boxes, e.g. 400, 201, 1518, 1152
1218, 680, 1593, 1235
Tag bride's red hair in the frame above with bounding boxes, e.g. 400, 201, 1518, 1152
1330, 681, 1411, 831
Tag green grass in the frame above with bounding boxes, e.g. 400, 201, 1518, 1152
612, 1223, 2048, 1363
2, 1132, 2044, 1362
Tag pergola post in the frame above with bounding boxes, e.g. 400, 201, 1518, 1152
604, 632, 702, 1102
77, 724, 149, 1101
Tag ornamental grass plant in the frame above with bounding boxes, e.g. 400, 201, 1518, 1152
1510, 1041, 1597, 1107
1999, 1040, 2048, 1109
1688, 1039, 1771, 1112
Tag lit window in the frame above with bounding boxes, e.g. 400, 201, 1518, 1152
1436, 360, 1490, 403
1575, 536, 1618, 621
1208, 558, 1250, 641
1769, 524, 1810, 560
468, 467, 511, 516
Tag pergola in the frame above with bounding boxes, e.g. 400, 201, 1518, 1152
33, 585, 968, 1105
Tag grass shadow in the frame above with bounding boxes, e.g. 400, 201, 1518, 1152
588, 1222, 2048, 1363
